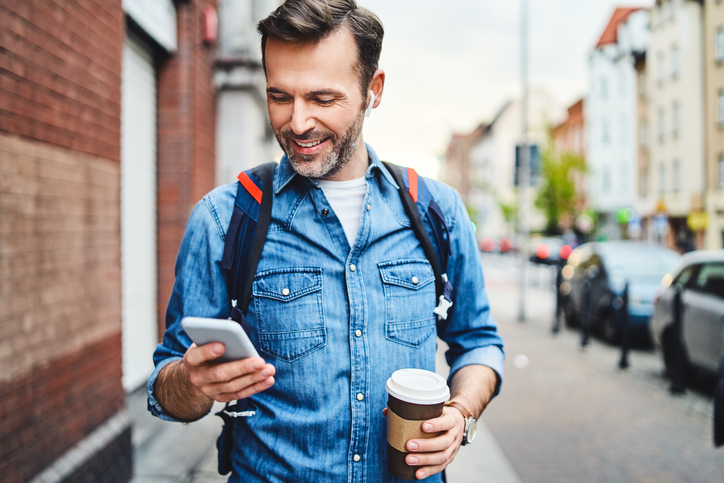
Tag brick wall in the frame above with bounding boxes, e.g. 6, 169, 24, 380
157, 0, 218, 336
0, 0, 123, 161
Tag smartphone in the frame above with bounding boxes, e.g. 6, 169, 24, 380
181, 317, 260, 363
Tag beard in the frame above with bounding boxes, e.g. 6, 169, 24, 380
275, 107, 365, 179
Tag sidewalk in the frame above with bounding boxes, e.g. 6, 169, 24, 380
482, 278, 724, 483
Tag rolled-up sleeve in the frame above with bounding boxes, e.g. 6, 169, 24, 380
147, 192, 232, 421
436, 189, 505, 396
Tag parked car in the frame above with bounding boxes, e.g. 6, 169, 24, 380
650, 250, 724, 378
528, 236, 574, 265
560, 241, 680, 343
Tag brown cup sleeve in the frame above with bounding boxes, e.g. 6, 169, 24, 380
387, 407, 440, 453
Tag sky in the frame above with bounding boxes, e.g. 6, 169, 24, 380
359, 0, 653, 177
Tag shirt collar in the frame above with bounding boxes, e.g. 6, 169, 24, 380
274, 143, 399, 194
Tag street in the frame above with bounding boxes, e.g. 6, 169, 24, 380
129, 253, 724, 482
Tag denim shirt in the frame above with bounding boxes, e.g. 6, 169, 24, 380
147, 145, 504, 483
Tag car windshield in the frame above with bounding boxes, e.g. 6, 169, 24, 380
599, 244, 680, 282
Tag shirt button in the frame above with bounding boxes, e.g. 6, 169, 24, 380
350, 264, 356, 272
282, 288, 290, 296
322, 209, 329, 216
412, 276, 419, 285
356, 393, 364, 401
355, 329, 362, 337
353, 454, 361, 462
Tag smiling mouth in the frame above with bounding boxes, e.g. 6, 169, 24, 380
293, 138, 327, 148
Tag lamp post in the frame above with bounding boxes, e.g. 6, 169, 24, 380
518, 0, 530, 322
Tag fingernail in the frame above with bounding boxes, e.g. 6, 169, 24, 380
251, 360, 264, 370
211, 344, 223, 356
408, 456, 419, 464
260, 367, 274, 377
423, 423, 433, 432
408, 441, 418, 451
418, 471, 427, 479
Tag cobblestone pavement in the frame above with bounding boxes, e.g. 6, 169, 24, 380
481, 254, 724, 483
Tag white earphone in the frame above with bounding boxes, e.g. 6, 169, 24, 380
366, 91, 375, 118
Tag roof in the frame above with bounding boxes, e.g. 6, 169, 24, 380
595, 7, 644, 49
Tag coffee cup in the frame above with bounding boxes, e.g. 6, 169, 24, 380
385, 369, 450, 480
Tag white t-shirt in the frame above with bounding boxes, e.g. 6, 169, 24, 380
316, 177, 368, 246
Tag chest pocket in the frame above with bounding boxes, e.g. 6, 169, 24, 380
253, 267, 326, 362
378, 259, 437, 348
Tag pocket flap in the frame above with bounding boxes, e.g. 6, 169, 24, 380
253, 268, 323, 302
378, 259, 435, 290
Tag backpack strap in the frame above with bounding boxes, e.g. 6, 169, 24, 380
382, 161, 454, 321
220, 162, 277, 322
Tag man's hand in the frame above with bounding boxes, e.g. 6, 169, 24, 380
154, 342, 275, 422
404, 405, 465, 480
183, 342, 276, 403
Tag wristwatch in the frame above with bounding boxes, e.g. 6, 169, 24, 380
445, 401, 477, 446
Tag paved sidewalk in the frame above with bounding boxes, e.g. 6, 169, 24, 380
482, 278, 724, 483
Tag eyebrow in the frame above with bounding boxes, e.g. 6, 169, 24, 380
266, 87, 345, 98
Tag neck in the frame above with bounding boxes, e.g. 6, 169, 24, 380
323, 136, 369, 181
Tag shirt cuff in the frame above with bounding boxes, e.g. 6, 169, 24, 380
147, 357, 184, 422
448, 345, 505, 398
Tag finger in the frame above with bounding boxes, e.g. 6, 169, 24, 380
405, 444, 454, 467
215, 376, 276, 402
421, 408, 460, 433
205, 363, 275, 395
406, 429, 457, 454
414, 461, 451, 481
189, 357, 271, 386
184, 342, 226, 367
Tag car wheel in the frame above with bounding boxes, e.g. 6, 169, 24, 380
662, 326, 691, 382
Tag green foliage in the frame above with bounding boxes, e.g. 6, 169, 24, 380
534, 138, 586, 235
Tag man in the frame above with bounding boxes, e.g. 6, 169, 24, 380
148, 1, 504, 481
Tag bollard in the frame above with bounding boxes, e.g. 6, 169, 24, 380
581, 277, 592, 348
669, 285, 686, 394
618, 282, 630, 369
552, 261, 563, 334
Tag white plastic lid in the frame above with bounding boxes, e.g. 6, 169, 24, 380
385, 369, 450, 405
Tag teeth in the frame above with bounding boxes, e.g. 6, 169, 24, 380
296, 139, 323, 148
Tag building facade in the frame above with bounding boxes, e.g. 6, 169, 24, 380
215, 0, 280, 185
586, 8, 650, 239
0, 0, 219, 481
704, 0, 724, 249
643, 0, 705, 250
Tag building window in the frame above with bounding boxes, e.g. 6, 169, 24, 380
672, 101, 680, 137
640, 120, 648, 148
638, 71, 647, 97
657, 52, 665, 85
671, 45, 679, 78
600, 76, 608, 100
717, 27, 724, 62
720, 90, 724, 125
719, 154, 724, 189
659, 163, 666, 194
658, 107, 666, 142
673, 160, 681, 192
602, 119, 610, 145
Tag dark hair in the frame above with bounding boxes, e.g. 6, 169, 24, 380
257, 0, 384, 97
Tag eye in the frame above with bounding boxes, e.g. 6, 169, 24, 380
314, 98, 335, 106
268, 94, 291, 104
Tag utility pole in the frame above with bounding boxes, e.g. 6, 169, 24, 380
517, 0, 530, 322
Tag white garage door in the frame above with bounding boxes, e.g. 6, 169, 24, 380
120, 35, 158, 392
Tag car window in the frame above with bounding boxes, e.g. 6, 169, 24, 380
673, 264, 698, 287
691, 263, 724, 298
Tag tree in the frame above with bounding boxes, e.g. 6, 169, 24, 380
534, 138, 586, 235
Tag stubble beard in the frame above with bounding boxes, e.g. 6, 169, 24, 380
276, 107, 366, 179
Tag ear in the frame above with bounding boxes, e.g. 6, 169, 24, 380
368, 69, 385, 110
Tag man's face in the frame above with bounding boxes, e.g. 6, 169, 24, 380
265, 28, 367, 179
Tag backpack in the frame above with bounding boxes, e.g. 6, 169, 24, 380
214, 161, 453, 475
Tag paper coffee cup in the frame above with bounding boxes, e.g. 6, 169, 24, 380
385, 369, 450, 480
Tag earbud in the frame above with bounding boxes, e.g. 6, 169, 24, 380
366, 91, 375, 118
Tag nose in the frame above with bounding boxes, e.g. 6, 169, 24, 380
289, 99, 316, 135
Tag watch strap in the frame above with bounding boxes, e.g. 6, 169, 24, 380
445, 401, 473, 420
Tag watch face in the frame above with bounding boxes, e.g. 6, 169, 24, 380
466, 418, 477, 444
